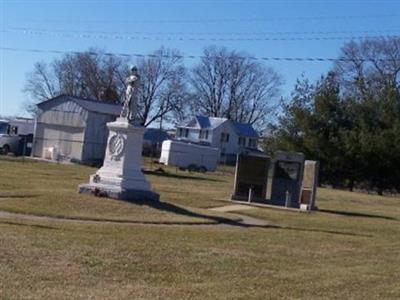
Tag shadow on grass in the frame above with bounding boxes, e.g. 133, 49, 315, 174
283, 226, 373, 238
0, 194, 39, 199
319, 209, 398, 221
131, 199, 253, 226
0, 203, 372, 238
143, 170, 224, 182
0, 219, 58, 230
130, 200, 373, 237
0, 196, 374, 238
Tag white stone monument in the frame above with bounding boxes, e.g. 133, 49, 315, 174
78, 67, 159, 202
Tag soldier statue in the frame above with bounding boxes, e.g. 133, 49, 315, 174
121, 66, 140, 124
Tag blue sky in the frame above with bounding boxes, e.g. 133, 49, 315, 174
1, 0, 399, 117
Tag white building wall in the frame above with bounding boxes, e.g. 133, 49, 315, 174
38, 101, 88, 127
178, 127, 216, 144
211, 121, 240, 155
34, 123, 85, 160
82, 112, 116, 163
177, 128, 199, 142
33, 99, 87, 161
188, 128, 200, 142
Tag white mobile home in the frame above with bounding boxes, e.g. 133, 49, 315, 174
32, 95, 120, 165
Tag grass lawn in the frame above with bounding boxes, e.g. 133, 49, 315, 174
1, 157, 400, 299
0, 157, 234, 224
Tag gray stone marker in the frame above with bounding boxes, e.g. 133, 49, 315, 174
270, 151, 305, 208
79, 67, 159, 202
231, 151, 271, 202
299, 160, 319, 210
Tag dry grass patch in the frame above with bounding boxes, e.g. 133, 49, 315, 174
0, 157, 234, 224
1, 157, 400, 299
1, 218, 399, 299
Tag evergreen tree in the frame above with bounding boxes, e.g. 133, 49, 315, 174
266, 38, 400, 195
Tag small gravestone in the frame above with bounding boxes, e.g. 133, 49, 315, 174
231, 152, 271, 202
270, 151, 305, 208
299, 160, 319, 210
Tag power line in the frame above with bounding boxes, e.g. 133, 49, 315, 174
2, 46, 400, 63
5, 27, 400, 36
24, 14, 400, 24
2, 29, 398, 42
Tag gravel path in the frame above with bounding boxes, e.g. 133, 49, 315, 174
210, 204, 255, 212
210, 204, 269, 226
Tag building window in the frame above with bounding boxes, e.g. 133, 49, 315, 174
248, 138, 257, 148
220, 133, 230, 143
178, 128, 189, 138
199, 130, 208, 140
238, 137, 246, 146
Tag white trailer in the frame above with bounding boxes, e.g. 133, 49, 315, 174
159, 140, 219, 172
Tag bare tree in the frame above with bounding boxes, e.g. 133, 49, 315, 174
334, 37, 400, 101
23, 62, 57, 113
190, 47, 230, 118
135, 47, 188, 127
190, 46, 283, 128
226, 55, 282, 126
23, 49, 128, 114
52, 50, 126, 101
23, 47, 188, 126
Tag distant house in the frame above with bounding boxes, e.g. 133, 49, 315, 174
32, 95, 120, 165
175, 116, 259, 163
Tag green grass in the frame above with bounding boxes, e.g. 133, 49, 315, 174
1, 156, 400, 299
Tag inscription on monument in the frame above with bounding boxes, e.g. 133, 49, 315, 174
108, 134, 126, 160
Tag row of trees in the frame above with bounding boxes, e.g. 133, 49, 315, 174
25, 38, 400, 193
24, 46, 282, 128
265, 37, 400, 194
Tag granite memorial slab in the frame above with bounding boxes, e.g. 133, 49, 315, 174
231, 151, 271, 202
270, 151, 304, 208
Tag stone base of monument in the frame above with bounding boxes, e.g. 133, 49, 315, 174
78, 117, 159, 202
78, 184, 159, 202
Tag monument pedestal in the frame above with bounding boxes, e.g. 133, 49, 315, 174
78, 117, 159, 202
